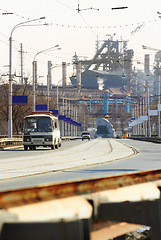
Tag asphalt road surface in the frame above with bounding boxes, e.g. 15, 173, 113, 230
0, 139, 160, 191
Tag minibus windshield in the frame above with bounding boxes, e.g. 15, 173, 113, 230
24, 117, 53, 132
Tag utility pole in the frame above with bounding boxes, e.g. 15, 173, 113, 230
20, 43, 24, 85
47, 75, 49, 111
48, 61, 52, 90
32, 61, 37, 111
8, 17, 46, 138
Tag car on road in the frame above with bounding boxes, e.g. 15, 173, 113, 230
81, 132, 91, 141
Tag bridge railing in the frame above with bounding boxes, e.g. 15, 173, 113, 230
0, 135, 81, 149
0, 136, 22, 148
130, 135, 161, 143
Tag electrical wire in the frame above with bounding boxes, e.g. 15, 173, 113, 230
78, 12, 97, 37
53, 0, 75, 11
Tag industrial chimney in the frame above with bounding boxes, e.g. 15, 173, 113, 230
144, 54, 150, 75
62, 62, 67, 89
76, 61, 81, 91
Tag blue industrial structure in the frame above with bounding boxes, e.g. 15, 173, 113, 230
125, 97, 132, 113
78, 93, 133, 115
103, 92, 110, 114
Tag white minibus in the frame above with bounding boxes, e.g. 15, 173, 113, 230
23, 111, 61, 150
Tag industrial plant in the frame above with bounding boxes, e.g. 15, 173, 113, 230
0, 36, 161, 136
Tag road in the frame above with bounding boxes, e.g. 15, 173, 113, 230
0, 139, 161, 191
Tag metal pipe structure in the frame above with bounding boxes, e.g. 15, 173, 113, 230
8, 17, 45, 138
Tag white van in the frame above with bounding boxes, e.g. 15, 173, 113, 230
23, 111, 61, 150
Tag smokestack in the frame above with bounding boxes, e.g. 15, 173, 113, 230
144, 54, 150, 75
76, 62, 81, 91
62, 62, 67, 89
48, 61, 52, 89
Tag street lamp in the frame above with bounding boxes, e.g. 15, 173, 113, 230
131, 74, 151, 137
47, 62, 62, 111
56, 79, 63, 110
8, 17, 46, 138
55, 79, 66, 136
47, 62, 69, 111
130, 78, 147, 136
154, 66, 161, 137
137, 60, 161, 137
32, 45, 61, 111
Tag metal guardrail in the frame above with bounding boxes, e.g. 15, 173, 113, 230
0, 135, 22, 139
0, 138, 22, 148
0, 136, 81, 149
130, 135, 161, 143
0, 169, 161, 239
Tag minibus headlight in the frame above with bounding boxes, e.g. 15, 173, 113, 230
24, 136, 31, 142
45, 136, 52, 142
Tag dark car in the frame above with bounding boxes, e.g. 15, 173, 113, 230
81, 132, 91, 141
116, 134, 121, 139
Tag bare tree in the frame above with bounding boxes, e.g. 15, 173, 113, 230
0, 82, 33, 135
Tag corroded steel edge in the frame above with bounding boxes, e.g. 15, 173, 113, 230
0, 168, 161, 208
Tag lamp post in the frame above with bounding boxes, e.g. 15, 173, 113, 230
137, 60, 161, 137
131, 74, 151, 137
32, 45, 60, 111
47, 62, 70, 111
130, 78, 147, 136
56, 79, 63, 111
152, 66, 161, 138
55, 79, 65, 136
8, 17, 45, 138
47, 62, 62, 111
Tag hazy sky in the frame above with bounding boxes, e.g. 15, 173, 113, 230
0, 0, 161, 84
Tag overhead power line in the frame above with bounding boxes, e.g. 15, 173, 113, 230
76, 4, 99, 13
111, 7, 128, 10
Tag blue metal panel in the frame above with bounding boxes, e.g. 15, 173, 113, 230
12, 96, 28, 105
36, 105, 47, 111
58, 115, 66, 120
50, 110, 59, 116
65, 117, 71, 123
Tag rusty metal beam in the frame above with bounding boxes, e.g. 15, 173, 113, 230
0, 169, 161, 209
0, 170, 161, 239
